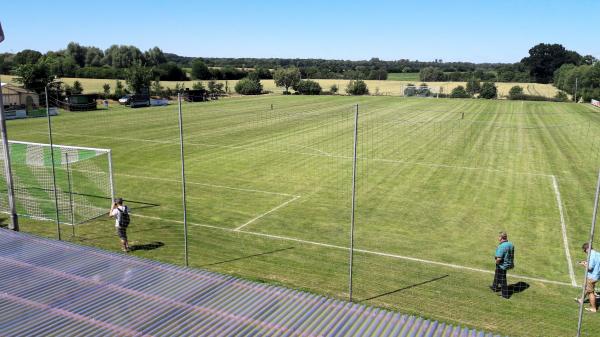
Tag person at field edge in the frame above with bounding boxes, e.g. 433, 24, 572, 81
490, 231, 514, 298
575, 242, 600, 312
110, 197, 130, 252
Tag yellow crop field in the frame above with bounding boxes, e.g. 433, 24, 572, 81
1, 74, 561, 98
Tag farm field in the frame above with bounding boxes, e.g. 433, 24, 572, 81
1, 74, 561, 98
3, 96, 600, 336
386, 72, 421, 81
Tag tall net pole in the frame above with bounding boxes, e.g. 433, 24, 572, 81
178, 93, 189, 267
65, 152, 75, 236
348, 104, 359, 301
45, 86, 61, 240
577, 169, 600, 336
0, 74, 18, 231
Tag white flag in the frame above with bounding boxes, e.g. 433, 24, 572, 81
0, 22, 4, 43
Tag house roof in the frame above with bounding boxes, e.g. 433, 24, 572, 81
1, 82, 37, 94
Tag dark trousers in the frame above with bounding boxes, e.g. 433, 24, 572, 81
492, 265, 509, 297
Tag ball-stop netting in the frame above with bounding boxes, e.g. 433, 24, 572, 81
0, 141, 113, 225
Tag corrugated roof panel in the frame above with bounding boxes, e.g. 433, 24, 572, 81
0, 229, 504, 337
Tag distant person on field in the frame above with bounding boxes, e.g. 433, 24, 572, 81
110, 197, 130, 252
490, 231, 514, 298
103, 99, 109, 109
576, 242, 600, 312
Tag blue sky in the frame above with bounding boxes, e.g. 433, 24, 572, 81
1, 0, 598, 63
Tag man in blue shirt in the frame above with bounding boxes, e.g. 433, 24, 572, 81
576, 242, 600, 312
490, 231, 514, 298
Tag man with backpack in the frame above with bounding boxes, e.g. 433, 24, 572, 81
110, 197, 130, 252
490, 231, 515, 299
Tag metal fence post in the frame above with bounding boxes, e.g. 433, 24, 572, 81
0, 74, 18, 231
46, 87, 61, 240
349, 104, 359, 301
577, 169, 600, 336
178, 93, 189, 267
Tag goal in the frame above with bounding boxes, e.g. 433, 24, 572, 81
0, 140, 114, 225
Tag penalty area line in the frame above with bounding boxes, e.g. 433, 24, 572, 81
131, 213, 575, 288
234, 195, 301, 231
551, 175, 577, 286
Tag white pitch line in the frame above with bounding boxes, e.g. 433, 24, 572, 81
130, 213, 575, 287
234, 195, 301, 231
551, 175, 577, 286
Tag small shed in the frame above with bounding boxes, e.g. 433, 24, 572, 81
1, 82, 40, 111
64, 94, 98, 111
183, 88, 208, 102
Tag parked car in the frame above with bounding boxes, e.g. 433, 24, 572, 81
130, 94, 151, 108
118, 95, 132, 105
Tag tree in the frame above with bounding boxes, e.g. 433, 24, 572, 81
479, 82, 497, 99
450, 86, 470, 98
235, 77, 263, 95
12, 61, 53, 93
419, 66, 445, 81
154, 62, 188, 81
465, 78, 481, 95
191, 59, 211, 80
192, 81, 204, 90
66, 42, 87, 67
124, 62, 153, 94
72, 80, 84, 94
293, 80, 322, 95
13, 49, 42, 65
521, 43, 582, 83
273, 67, 301, 93
508, 86, 524, 99
151, 78, 163, 96
346, 80, 369, 95
207, 80, 225, 95
103, 83, 111, 97
102, 45, 144, 68
144, 47, 167, 66
114, 80, 125, 98
330, 84, 339, 94
85, 47, 104, 67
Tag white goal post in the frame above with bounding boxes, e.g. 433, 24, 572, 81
0, 140, 115, 225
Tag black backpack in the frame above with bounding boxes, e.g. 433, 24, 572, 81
117, 206, 130, 227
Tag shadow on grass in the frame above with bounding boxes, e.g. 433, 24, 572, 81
201, 247, 295, 267
0, 217, 7, 228
359, 274, 449, 302
129, 241, 164, 252
500, 282, 530, 299
73, 225, 175, 242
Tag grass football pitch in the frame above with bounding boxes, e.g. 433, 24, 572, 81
4, 95, 600, 336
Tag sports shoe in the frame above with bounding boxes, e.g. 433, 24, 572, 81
489, 285, 500, 292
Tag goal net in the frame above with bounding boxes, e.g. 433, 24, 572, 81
0, 140, 114, 225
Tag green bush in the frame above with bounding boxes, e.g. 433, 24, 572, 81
554, 91, 569, 102
330, 84, 338, 94
479, 82, 497, 99
293, 80, 322, 95
235, 78, 263, 95
346, 80, 369, 95
508, 86, 524, 99
450, 86, 470, 98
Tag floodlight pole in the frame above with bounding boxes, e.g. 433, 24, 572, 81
577, 169, 600, 337
348, 104, 359, 301
0, 74, 19, 231
178, 93, 189, 267
46, 86, 61, 240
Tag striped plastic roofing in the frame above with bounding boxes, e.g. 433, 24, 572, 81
0, 229, 504, 337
